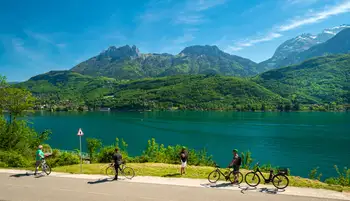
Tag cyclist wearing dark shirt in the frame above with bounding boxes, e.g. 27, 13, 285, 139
112, 148, 123, 180
228, 149, 241, 184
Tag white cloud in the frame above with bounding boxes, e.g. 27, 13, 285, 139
193, 0, 228, 11
173, 14, 204, 24
139, 0, 228, 25
225, 46, 243, 52
173, 33, 195, 44
279, 1, 350, 31
24, 30, 67, 49
237, 33, 283, 47
11, 38, 25, 53
56, 43, 67, 48
225, 0, 350, 52
227, 32, 282, 52
286, 0, 320, 5
11, 37, 44, 61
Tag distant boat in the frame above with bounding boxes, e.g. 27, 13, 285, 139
99, 107, 111, 112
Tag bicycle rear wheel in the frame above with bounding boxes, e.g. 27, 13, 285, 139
43, 163, 51, 175
122, 167, 135, 179
272, 174, 289, 189
208, 170, 221, 183
245, 172, 260, 187
106, 166, 115, 177
228, 171, 243, 184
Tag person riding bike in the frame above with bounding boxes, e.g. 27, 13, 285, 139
227, 149, 241, 184
34, 145, 45, 176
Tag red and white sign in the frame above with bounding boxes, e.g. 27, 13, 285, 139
77, 128, 84, 136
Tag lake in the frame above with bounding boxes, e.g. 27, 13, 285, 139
26, 111, 350, 179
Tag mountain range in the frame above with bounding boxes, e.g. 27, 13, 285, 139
257, 24, 350, 72
70, 25, 350, 80
71, 45, 258, 79
11, 24, 350, 110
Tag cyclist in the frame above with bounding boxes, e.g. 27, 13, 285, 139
179, 147, 188, 175
112, 148, 123, 181
227, 149, 241, 184
34, 145, 45, 175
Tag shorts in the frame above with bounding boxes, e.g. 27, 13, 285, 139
181, 161, 187, 168
233, 165, 240, 172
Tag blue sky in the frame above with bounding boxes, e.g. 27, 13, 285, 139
1, 0, 350, 81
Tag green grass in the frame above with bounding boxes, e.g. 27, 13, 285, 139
51, 163, 350, 192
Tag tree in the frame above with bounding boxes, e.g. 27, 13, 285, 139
86, 138, 102, 163
0, 75, 9, 111
0, 87, 35, 123
0, 75, 7, 88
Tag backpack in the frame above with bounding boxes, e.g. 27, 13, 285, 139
236, 156, 242, 166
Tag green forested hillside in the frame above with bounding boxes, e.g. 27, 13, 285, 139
15, 54, 350, 111
105, 75, 287, 110
255, 54, 350, 104
16, 73, 288, 111
15, 71, 120, 110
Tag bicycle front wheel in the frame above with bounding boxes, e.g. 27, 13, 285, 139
208, 170, 221, 183
122, 167, 135, 179
272, 174, 289, 189
228, 171, 243, 184
43, 163, 51, 175
245, 172, 260, 187
106, 166, 115, 177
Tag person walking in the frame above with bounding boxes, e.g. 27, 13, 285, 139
34, 145, 45, 176
112, 148, 123, 181
179, 147, 188, 175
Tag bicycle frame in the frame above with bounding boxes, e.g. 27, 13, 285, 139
109, 163, 127, 173
252, 166, 274, 183
214, 167, 235, 180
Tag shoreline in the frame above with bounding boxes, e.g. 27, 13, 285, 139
15, 109, 350, 113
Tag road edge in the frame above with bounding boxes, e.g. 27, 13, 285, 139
1, 168, 349, 200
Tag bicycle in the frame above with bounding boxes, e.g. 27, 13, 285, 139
36, 158, 51, 176
105, 162, 135, 179
208, 163, 244, 184
244, 162, 289, 189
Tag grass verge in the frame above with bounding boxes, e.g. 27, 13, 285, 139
51, 163, 350, 192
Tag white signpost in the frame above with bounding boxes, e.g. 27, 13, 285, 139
77, 128, 84, 173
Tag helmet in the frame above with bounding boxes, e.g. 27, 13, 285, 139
233, 149, 238, 153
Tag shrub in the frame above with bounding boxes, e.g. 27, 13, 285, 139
325, 165, 350, 186
241, 151, 253, 169
97, 145, 115, 163
0, 151, 30, 167
86, 138, 102, 163
140, 138, 214, 166
46, 149, 80, 167
309, 167, 322, 181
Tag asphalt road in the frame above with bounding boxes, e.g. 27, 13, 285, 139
0, 173, 341, 201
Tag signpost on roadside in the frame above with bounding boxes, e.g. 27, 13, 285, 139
77, 128, 84, 173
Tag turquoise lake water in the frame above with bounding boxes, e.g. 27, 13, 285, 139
26, 111, 350, 179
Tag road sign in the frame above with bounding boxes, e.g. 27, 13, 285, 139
77, 128, 84, 136
77, 128, 84, 173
